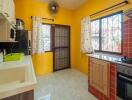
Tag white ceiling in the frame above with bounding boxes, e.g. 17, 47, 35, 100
40, 0, 87, 10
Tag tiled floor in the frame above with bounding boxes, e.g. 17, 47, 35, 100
35, 69, 97, 100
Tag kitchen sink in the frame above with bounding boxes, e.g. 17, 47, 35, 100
0, 66, 28, 88
0, 56, 36, 99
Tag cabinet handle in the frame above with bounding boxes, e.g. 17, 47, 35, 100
119, 74, 132, 82
4, 13, 9, 17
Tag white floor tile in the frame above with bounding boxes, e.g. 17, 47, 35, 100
35, 69, 97, 100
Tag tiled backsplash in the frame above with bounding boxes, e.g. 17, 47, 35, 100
123, 18, 132, 57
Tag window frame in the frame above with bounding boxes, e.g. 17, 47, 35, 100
92, 11, 123, 55
42, 23, 53, 52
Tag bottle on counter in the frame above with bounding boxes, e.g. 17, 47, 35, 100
3, 49, 6, 55
0, 49, 3, 63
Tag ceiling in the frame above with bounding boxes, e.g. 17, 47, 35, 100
40, 0, 87, 10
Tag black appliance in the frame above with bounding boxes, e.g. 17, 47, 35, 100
0, 42, 14, 54
117, 64, 132, 100
16, 19, 25, 30
10, 26, 16, 41
13, 30, 28, 55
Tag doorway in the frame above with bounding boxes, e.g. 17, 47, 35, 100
52, 25, 70, 72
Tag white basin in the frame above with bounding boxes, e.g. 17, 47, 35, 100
0, 56, 37, 99
0, 66, 27, 86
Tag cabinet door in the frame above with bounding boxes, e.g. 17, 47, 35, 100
19, 90, 34, 100
90, 58, 110, 97
0, 20, 10, 42
0, 0, 5, 14
8, 0, 15, 24
0, 0, 15, 24
90, 61, 100, 89
2, 0, 9, 18
1, 90, 34, 100
0, 0, 3, 12
12, 0, 16, 25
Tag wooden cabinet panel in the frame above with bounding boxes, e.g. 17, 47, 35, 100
0, 20, 10, 42
0, 0, 16, 42
90, 58, 110, 97
19, 90, 34, 100
2, 0, 9, 17
0, 0, 15, 24
0, 0, 3, 13
1, 90, 34, 100
8, 0, 15, 25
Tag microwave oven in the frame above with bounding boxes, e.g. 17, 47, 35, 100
10, 26, 16, 41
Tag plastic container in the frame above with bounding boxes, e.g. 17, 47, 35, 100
3, 53, 24, 62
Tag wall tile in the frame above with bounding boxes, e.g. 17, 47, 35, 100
123, 19, 132, 57
109, 63, 117, 100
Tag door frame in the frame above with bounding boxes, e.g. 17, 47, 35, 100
53, 24, 71, 72
43, 23, 71, 72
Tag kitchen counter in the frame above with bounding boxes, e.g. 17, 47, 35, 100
87, 53, 132, 68
0, 56, 37, 99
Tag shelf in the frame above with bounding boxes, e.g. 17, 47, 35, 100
0, 40, 18, 43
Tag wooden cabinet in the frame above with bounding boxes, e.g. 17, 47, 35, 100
0, 0, 15, 25
3, 0, 9, 17
1, 90, 34, 100
0, 0, 4, 13
0, 0, 10, 18
8, 0, 15, 25
0, 20, 11, 42
89, 58, 110, 97
0, 0, 16, 42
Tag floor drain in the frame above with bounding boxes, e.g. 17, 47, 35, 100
38, 94, 51, 100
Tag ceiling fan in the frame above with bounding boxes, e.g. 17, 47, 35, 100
48, 0, 59, 17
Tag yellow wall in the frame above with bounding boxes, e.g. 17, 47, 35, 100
14, 0, 75, 76
32, 53, 53, 75
72, 0, 132, 75
14, 0, 132, 76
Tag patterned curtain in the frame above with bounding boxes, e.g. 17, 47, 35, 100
81, 17, 93, 53
32, 16, 45, 54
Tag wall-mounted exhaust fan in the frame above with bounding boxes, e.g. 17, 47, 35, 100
124, 8, 132, 18
48, 0, 59, 17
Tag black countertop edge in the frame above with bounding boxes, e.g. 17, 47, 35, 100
87, 53, 132, 68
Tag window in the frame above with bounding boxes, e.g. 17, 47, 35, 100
91, 12, 122, 53
41, 24, 51, 51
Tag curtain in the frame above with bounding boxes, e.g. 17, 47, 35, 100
32, 16, 45, 54
80, 17, 93, 53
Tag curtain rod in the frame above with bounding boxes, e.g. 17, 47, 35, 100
31, 16, 54, 22
90, 0, 129, 17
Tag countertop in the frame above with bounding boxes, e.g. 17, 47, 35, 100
87, 53, 132, 68
0, 56, 37, 99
